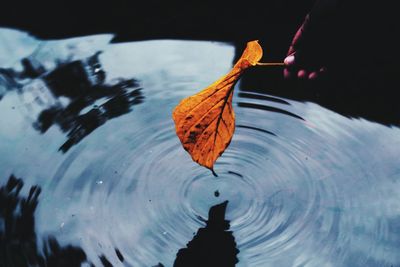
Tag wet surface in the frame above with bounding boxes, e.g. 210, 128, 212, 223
0, 175, 87, 267
1, 28, 400, 266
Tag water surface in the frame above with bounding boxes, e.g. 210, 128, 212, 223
1, 28, 400, 267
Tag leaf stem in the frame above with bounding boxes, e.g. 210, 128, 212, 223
257, 62, 285, 66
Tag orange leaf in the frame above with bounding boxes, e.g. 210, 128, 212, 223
172, 40, 263, 174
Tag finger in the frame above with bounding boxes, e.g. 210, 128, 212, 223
283, 68, 294, 79
308, 66, 328, 80
308, 71, 318, 80
287, 14, 311, 56
297, 70, 308, 79
284, 54, 296, 67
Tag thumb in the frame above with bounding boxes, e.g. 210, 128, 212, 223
284, 53, 296, 67
287, 14, 311, 57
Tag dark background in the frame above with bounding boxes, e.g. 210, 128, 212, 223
0, 0, 313, 43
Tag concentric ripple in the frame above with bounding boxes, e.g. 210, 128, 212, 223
1, 35, 400, 267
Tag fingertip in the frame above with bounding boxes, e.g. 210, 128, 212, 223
308, 72, 318, 80
297, 70, 308, 79
284, 55, 295, 66
283, 68, 293, 79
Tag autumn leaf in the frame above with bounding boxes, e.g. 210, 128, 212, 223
172, 40, 263, 175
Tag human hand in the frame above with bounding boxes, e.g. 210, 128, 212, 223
284, 0, 338, 80
284, 15, 327, 80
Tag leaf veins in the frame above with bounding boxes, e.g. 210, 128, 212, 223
172, 40, 263, 173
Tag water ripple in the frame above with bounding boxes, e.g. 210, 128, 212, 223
1, 37, 400, 267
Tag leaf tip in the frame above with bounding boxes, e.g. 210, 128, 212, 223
238, 40, 263, 67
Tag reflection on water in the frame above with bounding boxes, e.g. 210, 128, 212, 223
36, 55, 143, 152
1, 46, 144, 152
0, 175, 236, 267
1, 28, 400, 267
174, 201, 238, 267
0, 175, 87, 267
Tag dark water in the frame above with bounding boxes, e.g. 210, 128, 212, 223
1, 28, 400, 267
